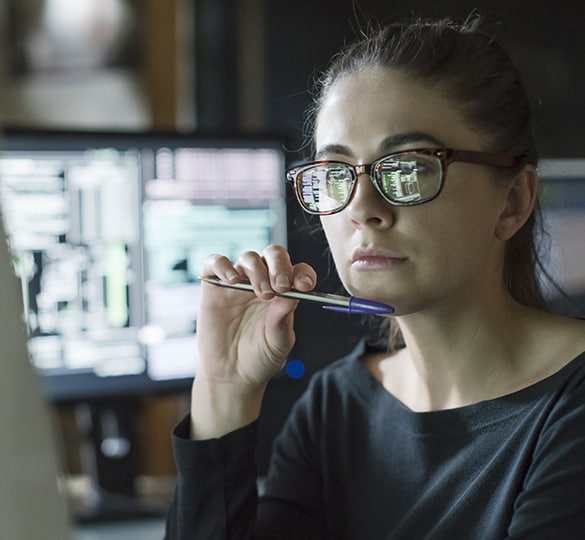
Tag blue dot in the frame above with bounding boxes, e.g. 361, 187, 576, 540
286, 359, 305, 379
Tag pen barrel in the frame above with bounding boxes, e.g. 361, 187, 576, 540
199, 276, 393, 315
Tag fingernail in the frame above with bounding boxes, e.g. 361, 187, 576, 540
276, 274, 290, 289
297, 275, 314, 288
260, 281, 273, 295
226, 270, 238, 281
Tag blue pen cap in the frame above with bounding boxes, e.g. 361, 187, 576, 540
322, 297, 394, 316
348, 296, 394, 315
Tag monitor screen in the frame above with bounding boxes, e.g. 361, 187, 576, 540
0, 128, 287, 401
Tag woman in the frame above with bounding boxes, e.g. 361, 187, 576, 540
165, 16, 585, 539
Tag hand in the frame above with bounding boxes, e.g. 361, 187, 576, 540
190, 244, 316, 439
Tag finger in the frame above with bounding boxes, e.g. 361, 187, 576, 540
234, 250, 274, 299
291, 262, 317, 292
202, 253, 240, 282
261, 244, 295, 292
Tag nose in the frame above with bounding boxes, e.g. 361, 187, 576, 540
345, 171, 396, 228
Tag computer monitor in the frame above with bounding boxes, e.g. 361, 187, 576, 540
0, 128, 288, 402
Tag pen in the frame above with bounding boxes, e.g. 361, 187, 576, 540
199, 275, 394, 316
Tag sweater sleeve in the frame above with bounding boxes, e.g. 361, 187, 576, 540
164, 415, 259, 540
164, 406, 328, 540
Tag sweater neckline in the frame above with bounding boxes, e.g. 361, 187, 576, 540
346, 337, 585, 424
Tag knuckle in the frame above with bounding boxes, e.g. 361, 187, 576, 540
239, 249, 261, 259
206, 253, 231, 268
236, 250, 263, 268
295, 261, 314, 273
263, 243, 289, 260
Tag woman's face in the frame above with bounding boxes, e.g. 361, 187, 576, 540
315, 66, 511, 315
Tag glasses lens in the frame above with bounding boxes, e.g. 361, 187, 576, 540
375, 154, 442, 205
295, 164, 354, 213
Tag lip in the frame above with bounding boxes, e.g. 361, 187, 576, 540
350, 246, 407, 269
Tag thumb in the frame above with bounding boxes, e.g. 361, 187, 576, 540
264, 297, 299, 356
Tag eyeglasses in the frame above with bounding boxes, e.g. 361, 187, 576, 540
286, 147, 525, 215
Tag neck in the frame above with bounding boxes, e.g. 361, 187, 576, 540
393, 293, 533, 410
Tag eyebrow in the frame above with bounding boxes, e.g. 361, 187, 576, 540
379, 132, 446, 152
314, 144, 352, 160
315, 131, 447, 160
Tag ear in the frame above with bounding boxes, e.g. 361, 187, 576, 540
495, 165, 538, 241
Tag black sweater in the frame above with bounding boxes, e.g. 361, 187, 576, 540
165, 340, 585, 539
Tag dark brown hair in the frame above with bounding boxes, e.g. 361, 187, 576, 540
306, 15, 550, 349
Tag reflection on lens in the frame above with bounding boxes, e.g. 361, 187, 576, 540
381, 165, 422, 203
299, 165, 352, 213
377, 155, 440, 204
326, 166, 352, 205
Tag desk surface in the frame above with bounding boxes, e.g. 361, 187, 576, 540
74, 518, 166, 540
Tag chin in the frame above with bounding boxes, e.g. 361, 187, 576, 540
344, 275, 393, 301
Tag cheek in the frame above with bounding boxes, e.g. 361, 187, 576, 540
320, 215, 351, 268
419, 203, 500, 272
408, 183, 486, 238
320, 215, 343, 252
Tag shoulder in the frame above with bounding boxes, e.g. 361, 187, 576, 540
550, 315, 585, 358
545, 348, 585, 397
516, 312, 585, 390
525, 348, 585, 441
553, 347, 585, 397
